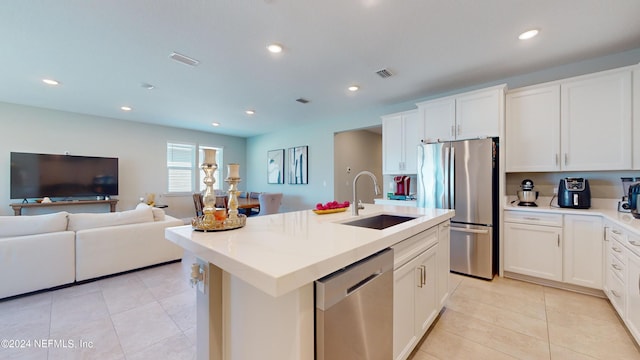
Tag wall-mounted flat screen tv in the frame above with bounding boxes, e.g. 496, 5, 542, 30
10, 152, 119, 200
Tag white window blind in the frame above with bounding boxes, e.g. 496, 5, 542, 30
167, 143, 195, 193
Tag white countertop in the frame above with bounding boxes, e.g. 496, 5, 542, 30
504, 196, 640, 236
166, 204, 454, 297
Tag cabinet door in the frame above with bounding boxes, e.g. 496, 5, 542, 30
563, 215, 603, 289
561, 70, 632, 170
402, 110, 423, 174
420, 97, 455, 142
504, 222, 563, 281
393, 257, 419, 360
505, 85, 561, 171
626, 252, 640, 345
383, 114, 404, 174
455, 87, 502, 140
414, 246, 438, 336
437, 222, 450, 308
633, 68, 640, 169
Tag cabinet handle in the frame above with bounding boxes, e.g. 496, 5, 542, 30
629, 240, 640, 247
603, 227, 609, 241
564, 153, 568, 166
612, 229, 622, 235
611, 290, 621, 298
421, 265, 426, 286
613, 246, 622, 253
557, 234, 560, 247
450, 125, 455, 137
523, 217, 541, 221
456, 124, 460, 136
555, 154, 559, 166
612, 264, 623, 271
416, 267, 423, 288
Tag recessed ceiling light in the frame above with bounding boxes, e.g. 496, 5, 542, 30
141, 83, 155, 90
120, 106, 132, 111
42, 78, 60, 86
518, 29, 539, 40
212, 122, 220, 127
267, 43, 283, 53
348, 85, 360, 92
169, 52, 200, 67
245, 110, 255, 115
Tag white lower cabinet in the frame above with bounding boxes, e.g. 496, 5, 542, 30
626, 250, 640, 343
436, 222, 450, 308
392, 222, 447, 360
504, 211, 603, 290
504, 212, 563, 281
563, 215, 603, 289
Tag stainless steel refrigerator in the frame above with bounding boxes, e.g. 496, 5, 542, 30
417, 138, 498, 279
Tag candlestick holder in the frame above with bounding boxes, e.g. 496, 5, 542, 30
192, 152, 246, 231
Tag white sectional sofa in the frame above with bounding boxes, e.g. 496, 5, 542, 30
0, 205, 184, 299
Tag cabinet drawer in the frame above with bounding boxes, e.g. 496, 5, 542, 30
611, 239, 626, 262
504, 211, 563, 227
627, 233, 640, 258
606, 269, 626, 317
392, 227, 438, 269
609, 251, 626, 281
606, 226, 626, 243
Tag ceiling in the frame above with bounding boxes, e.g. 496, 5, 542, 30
1, 1, 640, 138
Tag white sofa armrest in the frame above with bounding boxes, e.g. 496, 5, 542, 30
75, 216, 184, 281
0, 231, 75, 299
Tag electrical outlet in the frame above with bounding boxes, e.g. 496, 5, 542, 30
198, 266, 206, 294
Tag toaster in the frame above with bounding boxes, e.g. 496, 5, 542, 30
558, 178, 591, 209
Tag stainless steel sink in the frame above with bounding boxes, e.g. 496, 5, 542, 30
340, 214, 417, 230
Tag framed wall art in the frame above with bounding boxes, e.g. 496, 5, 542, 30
288, 146, 308, 184
267, 149, 285, 184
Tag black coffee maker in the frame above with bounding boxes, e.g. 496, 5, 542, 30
628, 183, 640, 218
558, 178, 591, 209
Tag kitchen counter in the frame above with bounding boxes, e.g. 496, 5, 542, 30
165, 204, 454, 360
505, 196, 640, 235
166, 204, 453, 297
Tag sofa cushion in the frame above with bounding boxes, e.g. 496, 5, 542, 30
135, 203, 165, 221
68, 207, 154, 231
0, 212, 69, 238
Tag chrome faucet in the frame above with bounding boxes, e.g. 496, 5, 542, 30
352, 170, 381, 215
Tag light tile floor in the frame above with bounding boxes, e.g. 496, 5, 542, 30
0, 255, 197, 360
3, 260, 639, 360
410, 273, 640, 360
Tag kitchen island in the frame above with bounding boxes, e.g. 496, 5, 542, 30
166, 204, 454, 360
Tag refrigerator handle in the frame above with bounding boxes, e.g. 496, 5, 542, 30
450, 227, 490, 235
449, 146, 455, 210
443, 146, 450, 209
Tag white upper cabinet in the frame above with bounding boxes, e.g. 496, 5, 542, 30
419, 85, 505, 143
561, 70, 632, 171
506, 85, 561, 171
506, 67, 633, 172
382, 109, 423, 174
418, 97, 455, 142
633, 68, 640, 169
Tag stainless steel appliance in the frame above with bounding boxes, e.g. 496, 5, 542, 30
417, 138, 497, 279
315, 248, 393, 360
558, 177, 591, 209
517, 179, 539, 206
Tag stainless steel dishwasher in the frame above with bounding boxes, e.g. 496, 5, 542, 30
315, 248, 393, 360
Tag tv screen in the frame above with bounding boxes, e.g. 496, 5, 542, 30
10, 152, 119, 200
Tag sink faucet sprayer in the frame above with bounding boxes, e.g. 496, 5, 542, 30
352, 170, 380, 215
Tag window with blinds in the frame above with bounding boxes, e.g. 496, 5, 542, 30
167, 142, 223, 193
167, 143, 195, 193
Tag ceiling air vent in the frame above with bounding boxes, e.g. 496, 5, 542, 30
296, 98, 310, 104
169, 52, 200, 67
376, 68, 393, 78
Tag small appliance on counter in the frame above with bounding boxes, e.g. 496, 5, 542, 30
517, 179, 539, 206
558, 177, 591, 209
618, 177, 640, 212
628, 182, 640, 218
393, 176, 410, 196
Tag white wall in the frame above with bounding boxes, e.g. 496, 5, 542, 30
0, 102, 246, 218
245, 48, 640, 211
